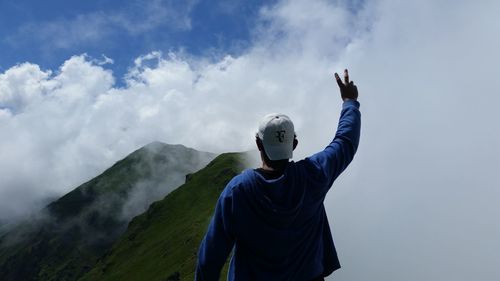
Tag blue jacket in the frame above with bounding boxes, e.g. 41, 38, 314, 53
196, 100, 361, 281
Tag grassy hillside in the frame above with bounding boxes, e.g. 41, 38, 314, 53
0, 142, 215, 281
79, 152, 247, 281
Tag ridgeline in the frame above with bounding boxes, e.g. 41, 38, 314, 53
0, 142, 229, 281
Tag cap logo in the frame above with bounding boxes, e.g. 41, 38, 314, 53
275, 130, 286, 142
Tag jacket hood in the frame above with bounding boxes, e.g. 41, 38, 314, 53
242, 163, 306, 228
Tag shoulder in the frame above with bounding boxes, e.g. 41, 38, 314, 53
294, 157, 322, 172
291, 157, 328, 183
220, 169, 255, 197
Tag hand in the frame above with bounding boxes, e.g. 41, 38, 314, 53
334, 69, 358, 101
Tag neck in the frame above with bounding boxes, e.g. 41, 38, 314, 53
261, 160, 288, 172
259, 150, 289, 172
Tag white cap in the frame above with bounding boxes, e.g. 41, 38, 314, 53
257, 113, 295, 160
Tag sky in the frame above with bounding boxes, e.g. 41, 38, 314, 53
1, 0, 499, 280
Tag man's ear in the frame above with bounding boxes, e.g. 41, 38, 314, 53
256, 137, 264, 151
293, 138, 298, 151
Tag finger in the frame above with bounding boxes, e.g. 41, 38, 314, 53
334, 72, 344, 88
344, 69, 349, 85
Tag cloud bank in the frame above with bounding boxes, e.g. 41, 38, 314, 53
0, 0, 499, 279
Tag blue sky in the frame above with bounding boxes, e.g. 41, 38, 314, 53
0, 0, 276, 82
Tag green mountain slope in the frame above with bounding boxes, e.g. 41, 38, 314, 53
0, 142, 215, 281
79, 152, 248, 281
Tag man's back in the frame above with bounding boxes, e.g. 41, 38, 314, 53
221, 159, 341, 281
196, 70, 360, 281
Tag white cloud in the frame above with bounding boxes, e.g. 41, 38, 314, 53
93, 54, 114, 66
0, 63, 52, 113
0, 0, 499, 279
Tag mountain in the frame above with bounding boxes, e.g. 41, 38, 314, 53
79, 152, 248, 281
0, 221, 7, 237
0, 142, 215, 281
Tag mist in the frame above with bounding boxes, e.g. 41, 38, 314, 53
119, 142, 216, 221
1, 0, 499, 279
0, 142, 215, 250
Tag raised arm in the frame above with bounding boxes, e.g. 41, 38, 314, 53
308, 69, 361, 189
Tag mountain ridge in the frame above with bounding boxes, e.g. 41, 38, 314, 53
0, 142, 217, 281
79, 151, 249, 281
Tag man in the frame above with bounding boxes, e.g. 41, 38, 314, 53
196, 69, 361, 281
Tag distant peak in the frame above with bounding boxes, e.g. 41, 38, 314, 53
142, 141, 188, 151
144, 141, 168, 149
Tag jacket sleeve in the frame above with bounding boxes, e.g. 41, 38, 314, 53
307, 99, 361, 190
195, 186, 235, 281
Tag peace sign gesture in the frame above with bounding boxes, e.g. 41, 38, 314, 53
334, 69, 358, 101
